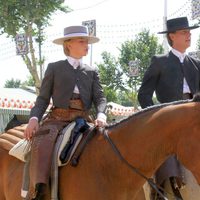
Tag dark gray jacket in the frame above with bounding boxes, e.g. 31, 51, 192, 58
30, 60, 107, 121
137, 51, 200, 185
138, 51, 200, 108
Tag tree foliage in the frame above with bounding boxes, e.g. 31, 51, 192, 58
98, 52, 123, 90
119, 29, 164, 83
197, 34, 200, 50
97, 29, 164, 108
0, 0, 71, 94
22, 75, 35, 87
97, 52, 121, 103
0, 0, 67, 36
196, 18, 200, 50
4, 78, 21, 88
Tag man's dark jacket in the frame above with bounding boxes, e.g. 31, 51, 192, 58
137, 51, 200, 185
138, 51, 200, 108
30, 60, 107, 121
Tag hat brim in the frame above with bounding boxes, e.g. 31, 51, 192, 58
53, 35, 100, 45
158, 25, 199, 34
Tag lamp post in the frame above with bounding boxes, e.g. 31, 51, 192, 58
38, 24, 43, 81
82, 20, 96, 66
128, 60, 140, 108
163, 0, 168, 53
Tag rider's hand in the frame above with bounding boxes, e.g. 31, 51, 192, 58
24, 118, 39, 141
94, 117, 107, 127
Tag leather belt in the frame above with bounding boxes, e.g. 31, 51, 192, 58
69, 99, 84, 110
71, 93, 80, 100
50, 107, 88, 122
48, 99, 93, 122
182, 93, 193, 100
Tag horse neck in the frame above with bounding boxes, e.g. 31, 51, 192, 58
107, 105, 195, 179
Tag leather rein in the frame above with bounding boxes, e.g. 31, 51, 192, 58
103, 129, 170, 200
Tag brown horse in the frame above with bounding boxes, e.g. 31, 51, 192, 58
1, 95, 200, 200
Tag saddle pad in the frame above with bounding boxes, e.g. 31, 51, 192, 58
57, 121, 94, 166
57, 121, 82, 166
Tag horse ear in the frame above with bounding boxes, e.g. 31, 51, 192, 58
4, 115, 23, 132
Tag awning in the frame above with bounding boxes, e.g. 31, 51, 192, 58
107, 102, 135, 116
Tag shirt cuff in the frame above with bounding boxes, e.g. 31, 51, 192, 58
29, 117, 38, 122
97, 112, 107, 121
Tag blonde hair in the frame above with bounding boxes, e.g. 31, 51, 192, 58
63, 40, 71, 56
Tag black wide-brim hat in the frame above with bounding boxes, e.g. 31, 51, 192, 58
158, 17, 199, 34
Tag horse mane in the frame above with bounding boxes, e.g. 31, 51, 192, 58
106, 94, 200, 129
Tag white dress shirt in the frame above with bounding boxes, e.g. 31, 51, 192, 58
67, 56, 82, 94
67, 56, 106, 122
171, 48, 191, 94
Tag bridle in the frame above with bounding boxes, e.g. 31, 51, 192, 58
103, 129, 180, 200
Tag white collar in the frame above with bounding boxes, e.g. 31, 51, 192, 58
171, 48, 186, 63
67, 56, 82, 68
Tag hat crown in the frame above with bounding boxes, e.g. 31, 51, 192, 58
167, 17, 189, 32
158, 16, 199, 34
64, 26, 89, 37
53, 25, 99, 45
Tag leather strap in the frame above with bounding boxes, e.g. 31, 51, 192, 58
50, 108, 88, 122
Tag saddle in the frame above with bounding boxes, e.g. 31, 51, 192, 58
59, 117, 90, 164
2, 121, 96, 200
8, 118, 92, 166
51, 118, 96, 200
